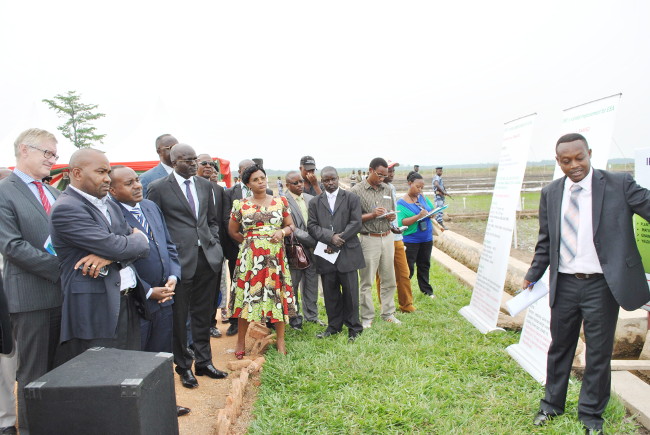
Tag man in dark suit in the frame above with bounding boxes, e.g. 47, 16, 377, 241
140, 134, 178, 196
222, 159, 273, 337
197, 153, 228, 339
109, 166, 191, 417
110, 166, 179, 351
308, 166, 364, 340
0, 276, 16, 435
0, 128, 62, 435
147, 144, 228, 388
284, 170, 321, 329
50, 149, 151, 364
525, 133, 650, 433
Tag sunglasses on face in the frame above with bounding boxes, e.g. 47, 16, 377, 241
287, 180, 304, 186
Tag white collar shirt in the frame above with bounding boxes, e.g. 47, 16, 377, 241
70, 185, 112, 224
559, 168, 602, 274
326, 188, 339, 213
173, 171, 199, 220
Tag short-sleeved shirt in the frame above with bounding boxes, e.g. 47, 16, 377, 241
350, 179, 395, 233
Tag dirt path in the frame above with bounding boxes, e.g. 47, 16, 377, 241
176, 319, 258, 435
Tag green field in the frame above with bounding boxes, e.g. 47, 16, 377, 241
247, 263, 639, 434
424, 191, 541, 215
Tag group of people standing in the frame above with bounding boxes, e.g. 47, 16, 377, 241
0, 129, 445, 434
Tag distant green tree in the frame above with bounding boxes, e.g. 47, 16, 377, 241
42, 90, 106, 148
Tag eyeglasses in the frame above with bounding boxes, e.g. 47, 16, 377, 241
199, 161, 218, 169
287, 180, 304, 186
176, 158, 198, 164
25, 144, 59, 161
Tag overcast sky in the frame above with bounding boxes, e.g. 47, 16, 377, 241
1, 1, 648, 172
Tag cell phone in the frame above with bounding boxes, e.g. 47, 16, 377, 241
98, 266, 109, 277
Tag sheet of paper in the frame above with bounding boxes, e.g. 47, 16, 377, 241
43, 235, 57, 256
314, 242, 339, 264
506, 280, 550, 317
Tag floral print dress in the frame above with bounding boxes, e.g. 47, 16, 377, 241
229, 196, 296, 323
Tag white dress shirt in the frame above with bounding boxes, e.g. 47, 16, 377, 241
326, 188, 339, 213
558, 168, 603, 274
173, 172, 200, 219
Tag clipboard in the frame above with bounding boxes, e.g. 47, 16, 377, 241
416, 204, 448, 222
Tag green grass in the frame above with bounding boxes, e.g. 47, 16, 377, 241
246, 262, 641, 434
424, 191, 541, 215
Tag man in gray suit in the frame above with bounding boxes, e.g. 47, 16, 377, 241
284, 170, 321, 329
139, 134, 178, 196
308, 167, 365, 340
147, 144, 227, 388
51, 149, 151, 364
526, 133, 650, 433
0, 128, 62, 435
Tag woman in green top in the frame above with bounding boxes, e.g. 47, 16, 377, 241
397, 171, 436, 298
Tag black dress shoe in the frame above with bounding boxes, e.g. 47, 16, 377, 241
584, 427, 604, 435
348, 331, 362, 342
316, 329, 339, 339
533, 410, 557, 426
0, 427, 17, 435
226, 323, 238, 336
176, 406, 191, 417
176, 369, 198, 389
195, 364, 228, 379
210, 326, 222, 338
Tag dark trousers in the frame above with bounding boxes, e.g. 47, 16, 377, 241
541, 273, 619, 430
141, 305, 173, 353
173, 249, 217, 370
321, 270, 363, 336
289, 257, 319, 328
226, 255, 238, 327
55, 294, 140, 367
10, 306, 61, 434
404, 241, 434, 295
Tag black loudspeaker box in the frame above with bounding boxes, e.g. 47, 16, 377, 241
25, 347, 179, 435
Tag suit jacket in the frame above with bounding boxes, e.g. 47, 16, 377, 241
50, 187, 150, 342
525, 169, 650, 311
113, 198, 181, 314
0, 173, 62, 313
211, 181, 230, 251
139, 163, 169, 197
146, 173, 223, 277
0, 278, 11, 355
308, 189, 365, 274
223, 183, 273, 260
285, 191, 316, 248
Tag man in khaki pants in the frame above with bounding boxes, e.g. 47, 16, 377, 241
376, 161, 416, 313
351, 158, 402, 329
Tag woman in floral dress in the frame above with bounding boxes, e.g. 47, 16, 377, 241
228, 165, 296, 357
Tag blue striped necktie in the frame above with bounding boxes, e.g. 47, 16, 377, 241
130, 209, 151, 238
560, 184, 582, 264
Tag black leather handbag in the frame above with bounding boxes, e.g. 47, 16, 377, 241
284, 232, 311, 270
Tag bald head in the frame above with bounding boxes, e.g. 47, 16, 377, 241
68, 148, 112, 198
155, 134, 178, 166
238, 159, 255, 175
109, 166, 143, 206
170, 144, 198, 179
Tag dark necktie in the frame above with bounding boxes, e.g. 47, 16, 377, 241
184, 179, 197, 217
560, 184, 582, 264
130, 209, 151, 238
33, 181, 51, 214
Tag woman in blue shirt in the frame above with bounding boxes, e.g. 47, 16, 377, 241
397, 171, 435, 298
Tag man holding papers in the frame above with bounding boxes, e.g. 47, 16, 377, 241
308, 167, 364, 340
524, 133, 650, 434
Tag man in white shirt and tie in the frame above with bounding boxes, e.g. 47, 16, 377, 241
525, 133, 650, 434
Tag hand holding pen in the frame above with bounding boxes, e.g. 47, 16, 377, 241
517, 279, 537, 295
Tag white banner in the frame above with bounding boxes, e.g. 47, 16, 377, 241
634, 148, 650, 312
553, 93, 622, 178
459, 114, 536, 333
508, 94, 622, 383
